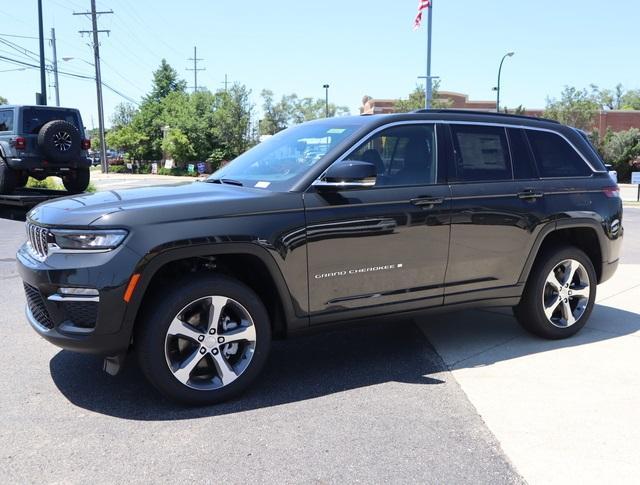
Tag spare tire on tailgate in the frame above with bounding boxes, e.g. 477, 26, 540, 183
37, 120, 81, 162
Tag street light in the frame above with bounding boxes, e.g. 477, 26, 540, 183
495, 51, 514, 113
323, 84, 330, 117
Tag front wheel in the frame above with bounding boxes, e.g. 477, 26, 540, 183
514, 245, 597, 339
62, 167, 90, 193
136, 274, 271, 405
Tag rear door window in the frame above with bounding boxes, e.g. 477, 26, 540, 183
526, 130, 591, 177
507, 128, 537, 180
0, 110, 13, 132
449, 124, 512, 182
21, 108, 81, 134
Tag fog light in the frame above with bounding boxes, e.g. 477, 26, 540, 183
59, 287, 99, 296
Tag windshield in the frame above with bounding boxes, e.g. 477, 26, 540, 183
209, 120, 363, 191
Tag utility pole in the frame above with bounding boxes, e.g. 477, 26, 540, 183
37, 0, 46, 104
74, 1, 113, 174
323, 84, 330, 117
186, 46, 205, 92
50, 28, 60, 106
221, 74, 229, 92
425, 0, 433, 109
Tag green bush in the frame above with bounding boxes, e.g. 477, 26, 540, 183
158, 167, 198, 177
602, 128, 640, 182
26, 177, 63, 190
108, 165, 129, 174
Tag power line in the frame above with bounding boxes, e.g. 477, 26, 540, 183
0, 53, 139, 105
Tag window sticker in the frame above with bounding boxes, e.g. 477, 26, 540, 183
327, 128, 346, 134
254, 181, 271, 188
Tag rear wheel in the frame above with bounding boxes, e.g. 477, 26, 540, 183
136, 274, 271, 405
62, 167, 90, 193
0, 158, 17, 194
16, 171, 29, 188
514, 245, 596, 339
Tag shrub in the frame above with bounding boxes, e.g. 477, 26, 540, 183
26, 177, 63, 190
108, 165, 129, 174
602, 128, 640, 182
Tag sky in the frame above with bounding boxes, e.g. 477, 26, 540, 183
0, 0, 638, 129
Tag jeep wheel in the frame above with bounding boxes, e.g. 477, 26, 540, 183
136, 274, 271, 405
16, 171, 29, 188
514, 246, 596, 339
37, 120, 81, 162
0, 158, 17, 194
62, 168, 90, 193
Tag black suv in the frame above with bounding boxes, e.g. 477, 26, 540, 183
0, 105, 92, 194
17, 111, 623, 404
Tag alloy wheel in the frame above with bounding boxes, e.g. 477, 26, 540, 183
542, 259, 591, 328
164, 295, 257, 390
52, 131, 72, 152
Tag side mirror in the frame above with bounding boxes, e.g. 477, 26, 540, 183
313, 160, 376, 190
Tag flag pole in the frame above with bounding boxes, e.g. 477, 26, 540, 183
425, 0, 433, 109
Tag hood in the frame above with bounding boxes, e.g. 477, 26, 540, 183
28, 181, 301, 227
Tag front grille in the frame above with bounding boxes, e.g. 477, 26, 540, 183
61, 301, 98, 328
26, 223, 50, 260
24, 283, 54, 329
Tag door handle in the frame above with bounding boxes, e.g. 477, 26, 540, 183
411, 196, 445, 207
517, 189, 544, 200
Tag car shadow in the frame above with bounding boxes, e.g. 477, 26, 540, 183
419, 303, 640, 371
49, 319, 446, 421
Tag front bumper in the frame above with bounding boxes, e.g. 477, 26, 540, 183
16, 242, 140, 355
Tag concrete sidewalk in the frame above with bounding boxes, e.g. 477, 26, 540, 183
419, 264, 640, 484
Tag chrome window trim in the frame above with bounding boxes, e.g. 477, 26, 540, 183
315, 120, 441, 188
314, 119, 603, 186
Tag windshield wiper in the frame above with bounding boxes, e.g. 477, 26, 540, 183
206, 178, 244, 187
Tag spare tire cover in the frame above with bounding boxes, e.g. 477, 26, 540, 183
37, 120, 82, 162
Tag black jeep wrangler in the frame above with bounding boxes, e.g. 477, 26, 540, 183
17, 110, 623, 405
0, 105, 92, 194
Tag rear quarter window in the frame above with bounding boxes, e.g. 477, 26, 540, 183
21, 108, 81, 134
0, 110, 13, 132
526, 130, 591, 178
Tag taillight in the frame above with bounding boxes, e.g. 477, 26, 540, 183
81, 139, 91, 150
603, 186, 620, 198
14, 137, 26, 150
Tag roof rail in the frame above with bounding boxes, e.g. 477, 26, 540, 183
412, 108, 560, 124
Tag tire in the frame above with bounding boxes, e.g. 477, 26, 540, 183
0, 158, 17, 194
62, 167, 90, 193
136, 273, 272, 405
16, 171, 29, 188
514, 245, 597, 339
37, 120, 81, 162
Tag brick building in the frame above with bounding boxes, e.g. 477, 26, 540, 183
360, 91, 640, 136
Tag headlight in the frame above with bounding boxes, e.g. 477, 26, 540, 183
50, 229, 128, 250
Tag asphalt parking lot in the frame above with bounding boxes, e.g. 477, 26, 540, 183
1, 200, 638, 484
0, 215, 522, 484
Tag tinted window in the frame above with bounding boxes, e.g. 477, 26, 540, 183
21, 108, 81, 134
507, 128, 537, 180
0, 110, 13, 132
346, 124, 436, 186
526, 130, 591, 177
450, 125, 511, 181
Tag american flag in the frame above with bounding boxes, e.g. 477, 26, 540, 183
413, 0, 432, 30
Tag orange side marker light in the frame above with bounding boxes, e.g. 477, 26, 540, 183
123, 273, 141, 303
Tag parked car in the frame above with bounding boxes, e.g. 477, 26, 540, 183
0, 105, 92, 194
17, 110, 623, 404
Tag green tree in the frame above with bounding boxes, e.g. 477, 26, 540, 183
146, 59, 186, 102
394, 81, 452, 112
602, 128, 640, 181
621, 89, 640, 110
260, 89, 350, 135
211, 84, 253, 160
110, 102, 138, 128
544, 86, 600, 131
161, 128, 196, 163
0, 95, 7, 105
106, 124, 148, 160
